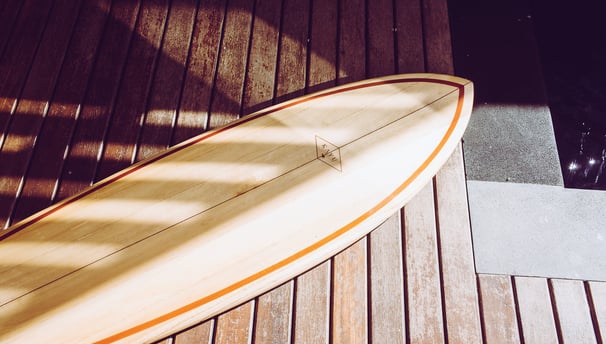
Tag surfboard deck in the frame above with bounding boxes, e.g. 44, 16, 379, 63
0, 73, 473, 343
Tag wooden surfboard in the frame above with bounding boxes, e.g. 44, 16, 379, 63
0, 73, 473, 343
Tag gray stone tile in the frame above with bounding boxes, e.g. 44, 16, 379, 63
468, 180, 606, 281
463, 104, 563, 186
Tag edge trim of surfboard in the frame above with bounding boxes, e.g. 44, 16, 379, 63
2, 73, 473, 343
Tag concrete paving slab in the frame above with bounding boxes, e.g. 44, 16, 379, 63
468, 180, 606, 281
463, 103, 563, 186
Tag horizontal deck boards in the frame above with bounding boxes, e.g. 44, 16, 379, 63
0, 0, 603, 343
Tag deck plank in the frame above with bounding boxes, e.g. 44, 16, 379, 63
307, 0, 338, 92
172, 0, 225, 145
514, 276, 559, 343
394, 0, 424, 73
55, 0, 141, 199
435, 145, 483, 343
404, 182, 445, 343
253, 282, 293, 344
0, 0, 60, 228
241, 0, 281, 116
274, 0, 309, 102
95, 0, 169, 181
551, 279, 598, 343
135, 0, 198, 161
0, 1, 24, 60
174, 320, 214, 344
0, 0, 52, 142
11, 0, 110, 223
588, 281, 606, 343
421, 0, 454, 74
367, 0, 395, 78
208, 0, 253, 128
293, 262, 331, 343
214, 302, 255, 344
478, 274, 521, 343
337, 0, 365, 83
332, 238, 368, 344
368, 213, 406, 343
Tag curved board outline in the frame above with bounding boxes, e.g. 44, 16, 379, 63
98, 75, 469, 343
1, 74, 472, 343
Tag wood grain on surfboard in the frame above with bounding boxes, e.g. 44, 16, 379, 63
0, 73, 473, 343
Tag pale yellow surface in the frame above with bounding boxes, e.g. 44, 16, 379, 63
0, 74, 473, 343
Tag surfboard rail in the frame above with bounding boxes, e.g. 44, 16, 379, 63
0, 73, 473, 343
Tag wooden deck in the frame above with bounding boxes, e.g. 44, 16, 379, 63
0, 0, 604, 343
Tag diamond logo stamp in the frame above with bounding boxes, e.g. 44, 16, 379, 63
315, 136, 342, 172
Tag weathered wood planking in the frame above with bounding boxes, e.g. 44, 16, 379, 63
95, 0, 170, 181
369, 214, 406, 343
405, 182, 445, 343
514, 276, 559, 343
136, 0, 198, 162
435, 144, 483, 343
0, 1, 24, 58
172, 0, 225, 145
208, 0, 253, 129
56, 0, 141, 200
588, 281, 606, 343
293, 262, 331, 343
254, 282, 293, 343
0, 0, 79, 228
478, 274, 522, 343
12, 0, 111, 223
551, 279, 598, 343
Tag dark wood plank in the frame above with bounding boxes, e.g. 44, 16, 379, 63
135, 0, 198, 162
332, 238, 368, 343
0, 1, 24, 60
274, 0, 309, 102
0, 0, 52, 137
366, 0, 395, 78
307, 0, 338, 93
337, 0, 365, 83
421, 0, 454, 74
253, 282, 293, 343
207, 0, 254, 129
369, 213, 406, 343
293, 261, 331, 343
55, 0, 141, 200
394, 0, 424, 72
11, 0, 111, 224
0, 0, 53, 228
0, 0, 82, 228
404, 182, 445, 343
172, 0, 225, 145
435, 145, 483, 343
241, 0, 281, 116
95, 0, 169, 181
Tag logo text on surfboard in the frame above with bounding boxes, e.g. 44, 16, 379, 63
315, 136, 342, 172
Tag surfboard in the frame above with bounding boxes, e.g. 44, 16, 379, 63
0, 73, 473, 343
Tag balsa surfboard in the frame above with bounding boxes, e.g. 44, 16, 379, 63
0, 74, 473, 343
